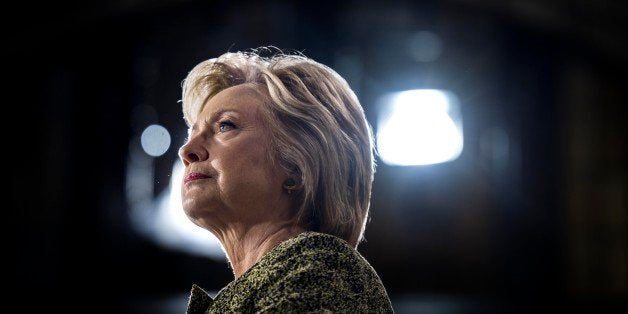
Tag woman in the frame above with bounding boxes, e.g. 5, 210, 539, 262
179, 49, 393, 313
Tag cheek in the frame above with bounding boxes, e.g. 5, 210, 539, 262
215, 146, 280, 192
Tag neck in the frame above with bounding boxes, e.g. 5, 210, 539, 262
216, 222, 305, 278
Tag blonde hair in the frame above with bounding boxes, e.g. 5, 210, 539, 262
181, 49, 375, 247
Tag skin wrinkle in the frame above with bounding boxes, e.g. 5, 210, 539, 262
180, 84, 304, 278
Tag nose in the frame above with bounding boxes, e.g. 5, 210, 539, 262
178, 134, 209, 166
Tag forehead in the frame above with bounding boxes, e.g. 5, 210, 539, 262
200, 84, 268, 117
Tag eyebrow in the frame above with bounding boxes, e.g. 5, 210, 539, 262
191, 109, 240, 131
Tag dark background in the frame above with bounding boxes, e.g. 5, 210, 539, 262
7, 0, 627, 313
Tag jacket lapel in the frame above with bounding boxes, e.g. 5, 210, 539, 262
186, 284, 213, 314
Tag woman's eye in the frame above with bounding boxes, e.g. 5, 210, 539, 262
218, 121, 236, 132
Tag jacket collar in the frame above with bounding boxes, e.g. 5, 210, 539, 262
186, 284, 213, 314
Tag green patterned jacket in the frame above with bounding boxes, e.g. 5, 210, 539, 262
186, 231, 393, 313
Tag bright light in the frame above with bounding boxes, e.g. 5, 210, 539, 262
141, 124, 171, 157
377, 89, 463, 166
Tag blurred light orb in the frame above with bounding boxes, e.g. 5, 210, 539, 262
408, 31, 443, 62
377, 89, 463, 166
141, 124, 171, 157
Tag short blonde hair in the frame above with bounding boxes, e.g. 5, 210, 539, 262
181, 49, 375, 247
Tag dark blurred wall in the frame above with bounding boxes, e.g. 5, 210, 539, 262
7, 0, 626, 312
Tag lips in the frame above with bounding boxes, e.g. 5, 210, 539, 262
184, 172, 211, 184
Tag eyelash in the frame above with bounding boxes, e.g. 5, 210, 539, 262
218, 120, 236, 133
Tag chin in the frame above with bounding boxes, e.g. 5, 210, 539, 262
182, 198, 204, 218
182, 197, 218, 220
182, 205, 219, 234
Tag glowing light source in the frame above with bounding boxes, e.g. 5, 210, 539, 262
141, 124, 171, 157
377, 89, 463, 166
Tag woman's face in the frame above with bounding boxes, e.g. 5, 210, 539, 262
179, 84, 290, 229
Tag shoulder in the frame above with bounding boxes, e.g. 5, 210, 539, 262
260, 231, 373, 285
267, 231, 357, 265
252, 231, 393, 313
